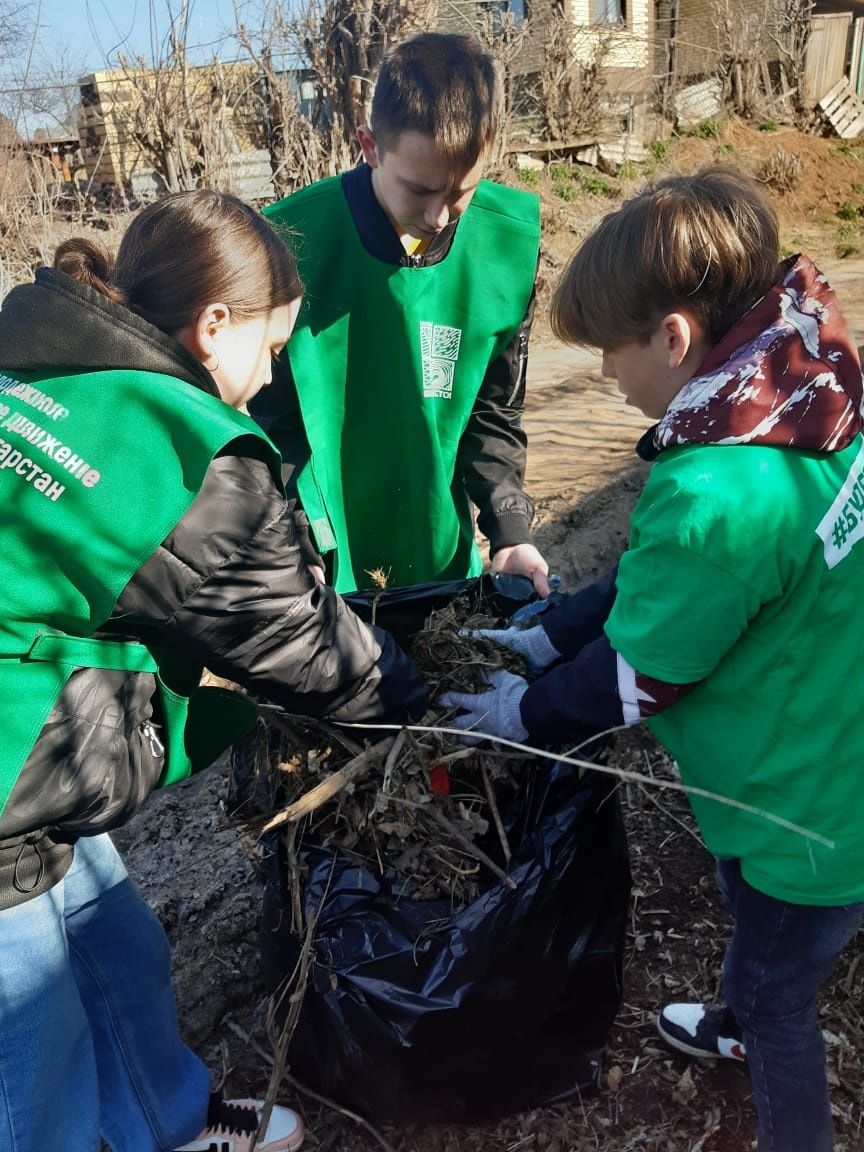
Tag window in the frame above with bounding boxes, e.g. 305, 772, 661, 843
592, 0, 625, 26
490, 0, 528, 31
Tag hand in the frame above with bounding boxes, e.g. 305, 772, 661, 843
491, 543, 551, 598
439, 669, 529, 744
309, 565, 326, 584
465, 623, 560, 676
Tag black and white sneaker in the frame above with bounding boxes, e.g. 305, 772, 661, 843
658, 1002, 747, 1063
174, 1094, 304, 1152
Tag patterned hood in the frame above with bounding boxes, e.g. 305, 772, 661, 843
649, 256, 864, 456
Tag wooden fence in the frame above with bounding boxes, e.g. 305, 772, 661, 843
806, 11, 853, 105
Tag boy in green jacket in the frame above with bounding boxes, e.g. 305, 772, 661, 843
442, 167, 864, 1151
253, 32, 548, 595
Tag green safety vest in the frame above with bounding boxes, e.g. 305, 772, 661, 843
265, 178, 540, 593
0, 367, 282, 818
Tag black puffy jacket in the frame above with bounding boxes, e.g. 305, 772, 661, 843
0, 270, 427, 905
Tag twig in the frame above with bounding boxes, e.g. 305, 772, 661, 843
480, 755, 511, 867
637, 783, 704, 848
254, 852, 338, 1150
284, 821, 304, 935
254, 703, 363, 758
377, 728, 407, 811
255, 902, 317, 1147
258, 738, 395, 833
312, 718, 365, 758
427, 805, 517, 890
256, 708, 305, 748
370, 589, 384, 627
845, 952, 862, 995
434, 747, 480, 765
225, 1021, 399, 1152
284, 1070, 400, 1152
389, 796, 517, 890
366, 568, 391, 628
428, 847, 481, 877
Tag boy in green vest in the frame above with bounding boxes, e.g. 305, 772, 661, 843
253, 32, 549, 595
440, 167, 864, 1152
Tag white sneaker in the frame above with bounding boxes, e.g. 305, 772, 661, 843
658, 1002, 746, 1062
174, 1095, 304, 1152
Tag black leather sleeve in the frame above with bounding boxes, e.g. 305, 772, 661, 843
458, 289, 537, 555
112, 438, 427, 725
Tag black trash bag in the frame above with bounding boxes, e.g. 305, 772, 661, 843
259, 771, 629, 1126
248, 575, 630, 1125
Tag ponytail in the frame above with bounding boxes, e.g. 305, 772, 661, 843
53, 238, 127, 308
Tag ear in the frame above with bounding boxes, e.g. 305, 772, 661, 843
176, 303, 231, 369
357, 124, 380, 168
661, 312, 698, 370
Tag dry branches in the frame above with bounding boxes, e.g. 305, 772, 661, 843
233, 592, 536, 911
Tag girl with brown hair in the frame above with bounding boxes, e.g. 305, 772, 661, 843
0, 190, 425, 1152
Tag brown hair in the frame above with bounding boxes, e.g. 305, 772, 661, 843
551, 166, 780, 351
371, 33, 501, 166
54, 190, 302, 336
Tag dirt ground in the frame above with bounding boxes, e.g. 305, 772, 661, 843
115, 123, 864, 1152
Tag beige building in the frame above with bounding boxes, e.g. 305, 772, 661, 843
437, 0, 654, 154
77, 62, 270, 196
567, 0, 653, 93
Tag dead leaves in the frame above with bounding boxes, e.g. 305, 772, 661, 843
237, 594, 531, 910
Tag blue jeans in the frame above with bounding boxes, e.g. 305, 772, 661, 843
0, 834, 211, 1152
717, 857, 864, 1152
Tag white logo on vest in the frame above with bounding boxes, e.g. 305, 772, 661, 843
420, 322, 462, 399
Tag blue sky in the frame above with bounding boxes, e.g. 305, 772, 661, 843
2, 0, 297, 134
34, 0, 239, 72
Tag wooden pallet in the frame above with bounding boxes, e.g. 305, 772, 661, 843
819, 76, 864, 139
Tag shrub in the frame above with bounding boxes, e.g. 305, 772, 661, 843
835, 222, 860, 259
756, 150, 803, 194
580, 171, 612, 196
553, 180, 576, 201
695, 119, 721, 138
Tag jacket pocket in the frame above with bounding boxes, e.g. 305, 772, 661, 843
1, 668, 165, 839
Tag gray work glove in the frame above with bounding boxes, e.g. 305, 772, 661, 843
439, 669, 529, 744
465, 624, 561, 676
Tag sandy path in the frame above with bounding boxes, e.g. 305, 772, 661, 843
523, 344, 650, 506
